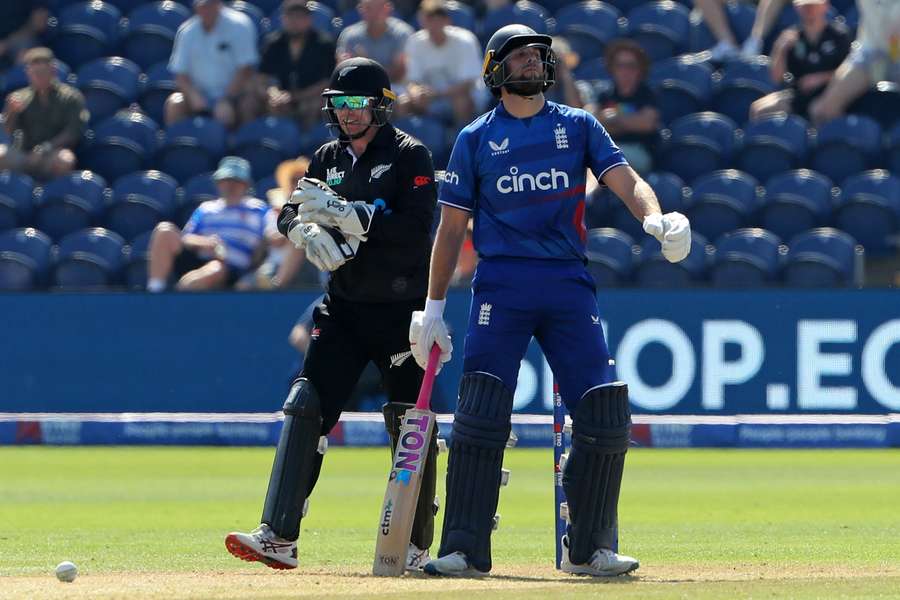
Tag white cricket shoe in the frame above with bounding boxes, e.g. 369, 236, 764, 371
225, 524, 298, 570
422, 551, 487, 577
406, 543, 431, 571
560, 535, 639, 577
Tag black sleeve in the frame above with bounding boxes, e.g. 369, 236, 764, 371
366, 142, 436, 246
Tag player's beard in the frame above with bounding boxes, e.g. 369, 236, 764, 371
504, 71, 544, 97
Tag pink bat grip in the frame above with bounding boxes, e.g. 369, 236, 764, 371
415, 344, 441, 410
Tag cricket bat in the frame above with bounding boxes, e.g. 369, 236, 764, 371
373, 344, 441, 576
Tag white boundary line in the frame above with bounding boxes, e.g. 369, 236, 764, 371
0, 412, 897, 425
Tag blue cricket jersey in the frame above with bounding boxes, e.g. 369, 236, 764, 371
439, 100, 627, 260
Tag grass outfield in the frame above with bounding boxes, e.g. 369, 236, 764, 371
1, 447, 899, 599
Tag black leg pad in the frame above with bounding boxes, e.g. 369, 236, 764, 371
262, 379, 323, 541
563, 382, 631, 565
438, 372, 513, 573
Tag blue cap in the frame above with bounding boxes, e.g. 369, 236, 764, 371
213, 156, 252, 184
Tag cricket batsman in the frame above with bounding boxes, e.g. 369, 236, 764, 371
409, 25, 692, 576
225, 57, 441, 571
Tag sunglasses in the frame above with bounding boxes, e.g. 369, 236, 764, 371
330, 95, 372, 109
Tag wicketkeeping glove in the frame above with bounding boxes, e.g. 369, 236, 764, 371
286, 219, 358, 272
643, 212, 692, 263
292, 177, 377, 238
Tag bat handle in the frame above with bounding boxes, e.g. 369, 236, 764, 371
415, 344, 441, 410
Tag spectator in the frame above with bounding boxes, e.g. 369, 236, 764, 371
147, 157, 269, 292
260, 0, 336, 127
750, 0, 851, 122
0, 1, 49, 69
545, 36, 585, 109
336, 0, 413, 82
239, 157, 312, 290
587, 39, 659, 174
165, 0, 260, 128
694, 0, 788, 60
809, 0, 900, 124
0, 47, 87, 180
400, 0, 484, 125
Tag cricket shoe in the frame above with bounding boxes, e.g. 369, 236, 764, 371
422, 551, 487, 577
406, 544, 431, 571
560, 535, 639, 576
225, 524, 298, 570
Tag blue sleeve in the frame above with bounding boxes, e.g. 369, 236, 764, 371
168, 23, 190, 75
438, 128, 477, 212
585, 111, 628, 180
183, 205, 204, 234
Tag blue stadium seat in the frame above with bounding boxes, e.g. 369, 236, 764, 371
887, 122, 900, 176
80, 112, 162, 183
51, 1, 122, 69
736, 113, 809, 183
76, 56, 143, 124
120, 1, 191, 70
103, 0, 147, 14
808, 114, 881, 184
394, 116, 450, 169
657, 112, 738, 183
833, 170, 900, 255
0, 172, 37, 233
783, 228, 862, 287
626, 1, 691, 62
685, 169, 762, 241
690, 0, 755, 53
573, 56, 609, 82
33, 171, 110, 241
712, 55, 777, 125
648, 55, 714, 125
298, 121, 335, 157
848, 81, 900, 131
244, 0, 283, 12
53, 227, 126, 289
106, 170, 179, 241
139, 62, 177, 125
760, 169, 835, 242
585, 227, 636, 287
231, 117, 304, 180
179, 171, 218, 226
557, 25, 609, 62
710, 227, 783, 287
156, 117, 228, 183
0, 228, 53, 290
254, 175, 279, 199
554, 1, 622, 44
603, 0, 647, 14
480, 1, 549, 43
123, 229, 152, 289
1, 60, 75, 98
231, 0, 271, 38
634, 231, 711, 287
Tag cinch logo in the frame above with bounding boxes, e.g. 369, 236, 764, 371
496, 166, 570, 194
440, 170, 459, 185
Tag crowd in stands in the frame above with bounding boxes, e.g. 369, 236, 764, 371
0, 0, 898, 291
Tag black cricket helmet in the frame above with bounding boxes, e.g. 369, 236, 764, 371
482, 24, 556, 97
322, 57, 397, 129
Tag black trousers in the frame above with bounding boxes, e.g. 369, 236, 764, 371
299, 294, 425, 438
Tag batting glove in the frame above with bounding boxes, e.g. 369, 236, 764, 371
643, 212, 692, 263
292, 177, 377, 238
409, 299, 452, 374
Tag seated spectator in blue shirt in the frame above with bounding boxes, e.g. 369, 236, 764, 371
165, 0, 260, 128
336, 0, 413, 83
147, 157, 269, 292
587, 39, 660, 174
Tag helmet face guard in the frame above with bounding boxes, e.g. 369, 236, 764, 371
322, 88, 396, 134
483, 33, 557, 97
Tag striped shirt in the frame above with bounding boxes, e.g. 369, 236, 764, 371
183, 198, 268, 270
